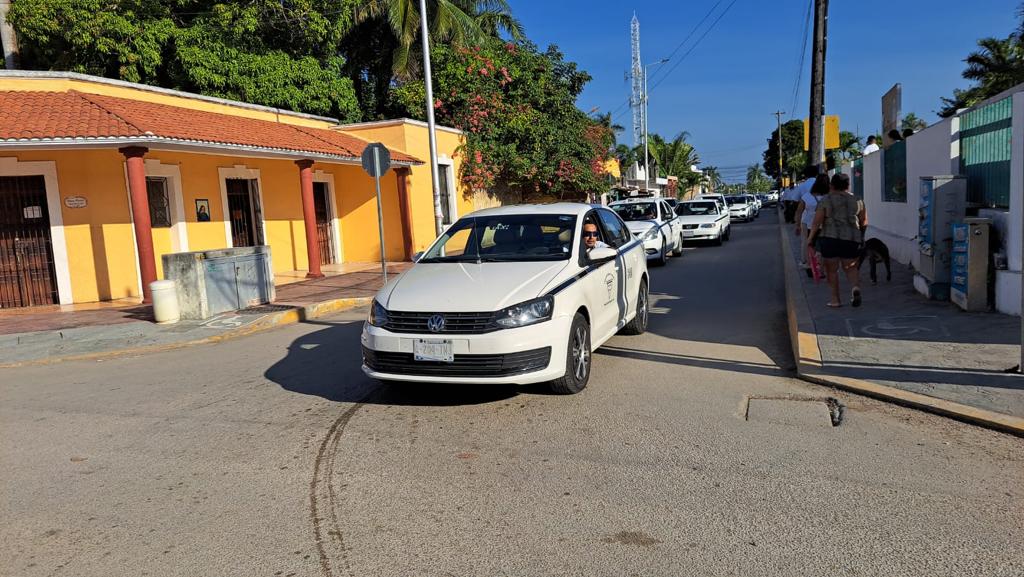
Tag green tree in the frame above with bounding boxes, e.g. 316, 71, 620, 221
352, 0, 523, 118
421, 40, 608, 202
745, 164, 772, 193
702, 166, 723, 193
763, 119, 807, 184
940, 24, 1024, 116
7, 0, 362, 120
653, 132, 701, 193
901, 113, 928, 132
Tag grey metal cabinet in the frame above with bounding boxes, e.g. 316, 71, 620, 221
164, 246, 275, 319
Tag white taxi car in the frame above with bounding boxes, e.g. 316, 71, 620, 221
361, 203, 649, 394
676, 199, 730, 245
725, 195, 754, 222
608, 198, 683, 265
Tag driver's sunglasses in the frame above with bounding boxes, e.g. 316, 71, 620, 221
583, 231, 600, 238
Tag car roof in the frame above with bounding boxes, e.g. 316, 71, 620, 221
609, 198, 662, 205
465, 202, 598, 218
682, 199, 715, 203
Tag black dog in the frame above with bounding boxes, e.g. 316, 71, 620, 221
857, 237, 891, 284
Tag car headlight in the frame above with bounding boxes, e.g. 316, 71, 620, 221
368, 300, 389, 327
495, 296, 554, 328
700, 223, 716, 228
643, 227, 660, 240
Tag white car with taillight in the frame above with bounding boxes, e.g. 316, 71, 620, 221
361, 203, 650, 394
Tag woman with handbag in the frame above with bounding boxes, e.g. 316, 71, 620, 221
807, 173, 867, 308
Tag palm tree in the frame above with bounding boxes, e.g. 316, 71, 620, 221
356, 0, 524, 78
940, 33, 1024, 116
901, 113, 928, 132
702, 166, 723, 193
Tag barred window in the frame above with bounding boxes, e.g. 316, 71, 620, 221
146, 177, 171, 228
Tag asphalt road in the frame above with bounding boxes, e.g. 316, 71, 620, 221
2, 208, 1022, 577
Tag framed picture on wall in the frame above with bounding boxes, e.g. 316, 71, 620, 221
195, 199, 211, 222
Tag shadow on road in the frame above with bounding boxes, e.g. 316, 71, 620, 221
264, 319, 527, 406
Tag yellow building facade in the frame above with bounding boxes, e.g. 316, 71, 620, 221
0, 72, 470, 307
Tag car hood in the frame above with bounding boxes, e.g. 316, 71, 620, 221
623, 220, 658, 236
378, 260, 569, 312
677, 214, 718, 225
729, 204, 749, 210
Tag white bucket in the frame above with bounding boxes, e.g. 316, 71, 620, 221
150, 279, 180, 324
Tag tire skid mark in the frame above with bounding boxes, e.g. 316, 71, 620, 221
309, 394, 373, 577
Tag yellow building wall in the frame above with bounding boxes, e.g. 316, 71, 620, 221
315, 163, 406, 263
341, 123, 470, 253
4, 145, 412, 304
6, 150, 139, 303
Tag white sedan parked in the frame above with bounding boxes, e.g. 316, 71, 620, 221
361, 203, 650, 394
676, 200, 730, 245
608, 198, 684, 265
725, 195, 754, 222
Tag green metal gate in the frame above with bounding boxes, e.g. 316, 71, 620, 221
960, 96, 1012, 208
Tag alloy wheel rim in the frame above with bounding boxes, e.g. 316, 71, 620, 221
639, 288, 648, 327
572, 325, 588, 381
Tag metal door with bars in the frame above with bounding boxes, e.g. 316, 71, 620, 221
312, 182, 336, 265
226, 178, 263, 247
0, 175, 59, 308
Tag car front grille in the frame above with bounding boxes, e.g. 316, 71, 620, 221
362, 346, 551, 377
682, 224, 699, 230
383, 311, 499, 334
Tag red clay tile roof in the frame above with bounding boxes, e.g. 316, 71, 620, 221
0, 90, 421, 164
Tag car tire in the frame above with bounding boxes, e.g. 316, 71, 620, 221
549, 313, 591, 394
713, 231, 723, 246
671, 233, 683, 257
653, 235, 668, 266
620, 279, 649, 335
725, 227, 731, 241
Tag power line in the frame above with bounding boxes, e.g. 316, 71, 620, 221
649, 0, 741, 93
789, 0, 813, 116
644, 0, 726, 88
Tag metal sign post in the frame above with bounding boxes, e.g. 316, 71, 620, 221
361, 143, 392, 284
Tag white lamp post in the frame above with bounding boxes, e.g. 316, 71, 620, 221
418, 0, 444, 236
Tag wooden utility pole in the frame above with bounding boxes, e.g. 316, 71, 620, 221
773, 110, 786, 189
807, 0, 829, 173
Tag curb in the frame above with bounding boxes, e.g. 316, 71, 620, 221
778, 221, 1024, 437
0, 297, 372, 370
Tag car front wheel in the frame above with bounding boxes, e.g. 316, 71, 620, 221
653, 235, 668, 266
671, 233, 684, 257
549, 313, 591, 394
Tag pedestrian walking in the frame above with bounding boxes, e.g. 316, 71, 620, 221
807, 173, 867, 308
783, 166, 816, 224
794, 173, 829, 268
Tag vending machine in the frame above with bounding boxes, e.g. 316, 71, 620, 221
951, 218, 991, 312
917, 176, 967, 300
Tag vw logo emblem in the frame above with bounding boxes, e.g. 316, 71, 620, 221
426, 314, 446, 333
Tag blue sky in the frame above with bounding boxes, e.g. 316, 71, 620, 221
511, 0, 1018, 182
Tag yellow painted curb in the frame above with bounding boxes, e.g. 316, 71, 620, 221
777, 220, 1024, 437
0, 297, 372, 369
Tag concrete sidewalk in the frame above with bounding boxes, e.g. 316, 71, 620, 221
0, 263, 410, 367
779, 218, 1024, 435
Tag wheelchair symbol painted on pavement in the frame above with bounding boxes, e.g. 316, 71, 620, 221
846, 315, 949, 339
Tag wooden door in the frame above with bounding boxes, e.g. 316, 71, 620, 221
312, 182, 336, 265
0, 176, 59, 308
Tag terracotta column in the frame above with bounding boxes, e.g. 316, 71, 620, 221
395, 167, 415, 260
120, 146, 157, 303
296, 159, 323, 278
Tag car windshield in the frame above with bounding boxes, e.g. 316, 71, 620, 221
679, 202, 717, 215
612, 202, 658, 221
418, 213, 577, 263
725, 197, 747, 205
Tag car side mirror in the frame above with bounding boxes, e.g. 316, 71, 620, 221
413, 251, 424, 262
587, 246, 616, 262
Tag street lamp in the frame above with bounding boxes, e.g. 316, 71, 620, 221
643, 58, 669, 193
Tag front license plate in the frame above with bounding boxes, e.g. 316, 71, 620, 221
683, 230, 695, 236
413, 339, 454, 362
